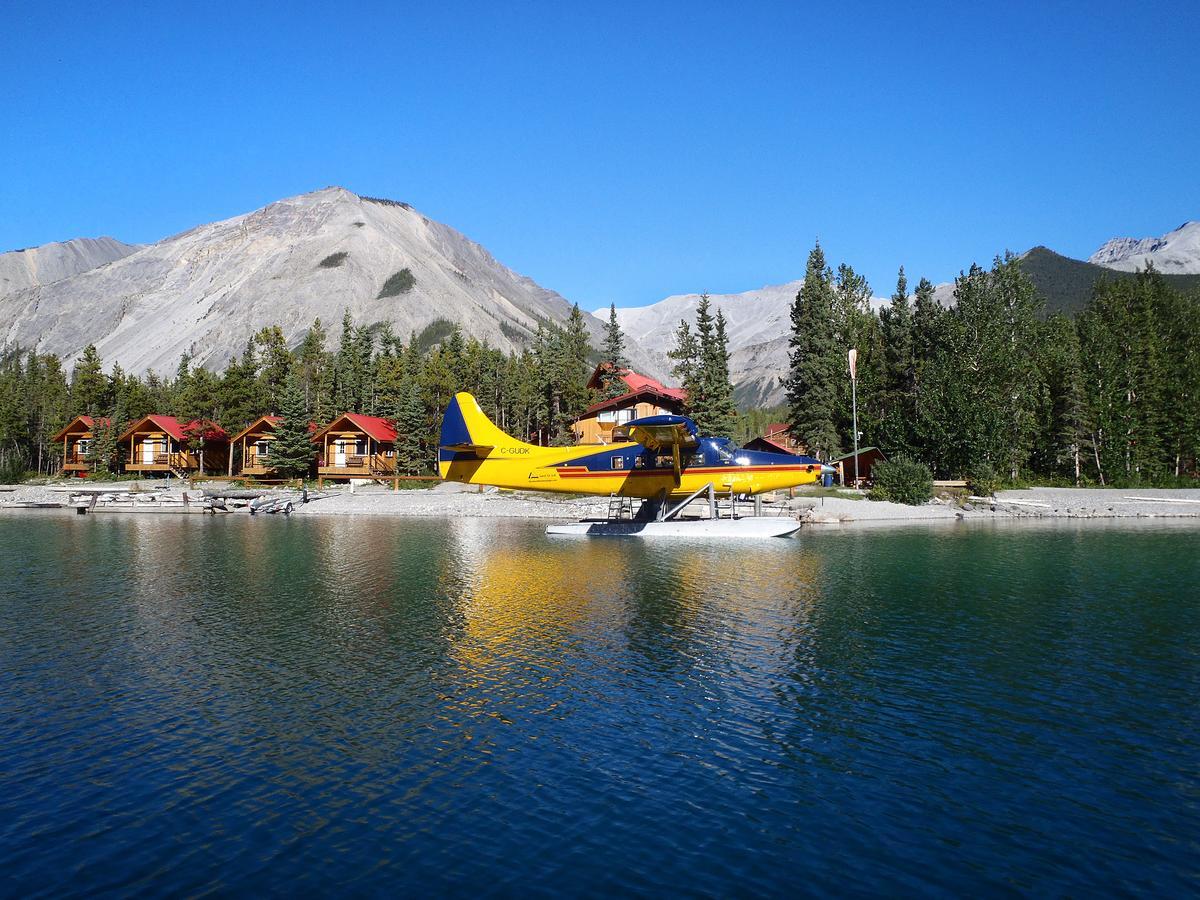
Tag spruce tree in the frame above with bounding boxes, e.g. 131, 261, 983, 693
270, 373, 316, 479
599, 303, 630, 399
667, 320, 700, 406
70, 345, 110, 416
393, 371, 426, 475
786, 243, 842, 459
699, 308, 737, 437
878, 267, 916, 454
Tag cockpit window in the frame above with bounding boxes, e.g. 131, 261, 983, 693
706, 438, 736, 462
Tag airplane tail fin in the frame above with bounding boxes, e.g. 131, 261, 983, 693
439, 391, 536, 458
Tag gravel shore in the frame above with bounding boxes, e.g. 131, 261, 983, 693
2, 481, 1198, 525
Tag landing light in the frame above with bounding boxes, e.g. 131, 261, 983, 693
734, 456, 751, 466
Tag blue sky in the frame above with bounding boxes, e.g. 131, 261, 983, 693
2, 1, 1196, 310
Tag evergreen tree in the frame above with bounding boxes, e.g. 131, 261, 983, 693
786, 243, 842, 459
879, 266, 916, 453
87, 398, 125, 476
269, 373, 316, 479
254, 325, 293, 410
667, 319, 700, 404
297, 318, 330, 419
599, 303, 630, 399
70, 345, 110, 416
393, 370, 426, 475
699, 307, 737, 437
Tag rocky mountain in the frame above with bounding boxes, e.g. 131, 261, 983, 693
1089, 221, 1200, 274
0, 236, 141, 297
0, 188, 663, 378
614, 282, 802, 408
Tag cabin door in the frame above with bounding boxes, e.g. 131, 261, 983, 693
142, 438, 159, 464
334, 439, 348, 467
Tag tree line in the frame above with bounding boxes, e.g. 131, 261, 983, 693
784, 243, 1200, 485
0, 305, 604, 479
1, 247, 1196, 487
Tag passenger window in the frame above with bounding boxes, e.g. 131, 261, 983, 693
611, 456, 625, 470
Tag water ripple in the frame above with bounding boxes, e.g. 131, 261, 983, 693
0, 516, 1197, 896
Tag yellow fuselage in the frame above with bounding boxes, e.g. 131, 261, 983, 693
439, 442, 825, 498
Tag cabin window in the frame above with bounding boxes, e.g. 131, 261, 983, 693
597, 409, 634, 425
76, 439, 92, 455
385, 449, 395, 457
254, 440, 269, 457
611, 456, 625, 470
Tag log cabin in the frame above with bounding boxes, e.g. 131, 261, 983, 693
119, 415, 230, 477
312, 414, 398, 485
229, 415, 282, 478
573, 366, 687, 444
743, 423, 808, 456
52, 415, 110, 476
831, 446, 887, 487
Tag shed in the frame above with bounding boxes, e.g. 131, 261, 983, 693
831, 446, 887, 486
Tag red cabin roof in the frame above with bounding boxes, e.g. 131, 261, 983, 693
52, 415, 111, 442
229, 415, 283, 444
311, 413, 397, 444
584, 365, 687, 415
118, 415, 229, 443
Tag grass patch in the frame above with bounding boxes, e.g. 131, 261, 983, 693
414, 318, 458, 352
378, 268, 416, 298
318, 251, 349, 269
358, 195, 412, 210
499, 320, 530, 345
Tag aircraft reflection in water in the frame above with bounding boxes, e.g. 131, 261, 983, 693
439, 393, 833, 499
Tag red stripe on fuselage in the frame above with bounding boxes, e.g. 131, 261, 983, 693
554, 465, 815, 478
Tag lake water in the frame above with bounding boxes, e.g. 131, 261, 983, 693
1, 514, 1198, 896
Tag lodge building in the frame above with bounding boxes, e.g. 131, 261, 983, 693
313, 413, 398, 485
119, 415, 229, 477
573, 366, 687, 444
52, 415, 110, 476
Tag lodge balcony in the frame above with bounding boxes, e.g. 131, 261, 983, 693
317, 454, 397, 481
125, 452, 199, 473
239, 453, 277, 477
62, 453, 92, 473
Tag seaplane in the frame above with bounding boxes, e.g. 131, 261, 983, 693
438, 392, 835, 538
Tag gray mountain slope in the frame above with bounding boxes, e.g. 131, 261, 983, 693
0, 187, 662, 378
0, 236, 141, 297
1088, 221, 1200, 274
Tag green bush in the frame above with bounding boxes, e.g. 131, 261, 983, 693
967, 461, 1000, 496
378, 268, 416, 298
868, 456, 933, 505
318, 251, 349, 268
0, 457, 28, 484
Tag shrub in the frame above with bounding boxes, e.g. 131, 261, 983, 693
967, 461, 1000, 496
868, 456, 933, 505
318, 251, 349, 268
378, 268, 416, 298
0, 457, 28, 484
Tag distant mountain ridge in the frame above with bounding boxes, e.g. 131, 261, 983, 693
615, 222, 1199, 407
614, 282, 801, 409
0, 236, 141, 296
1089, 221, 1200, 273
0, 188, 664, 379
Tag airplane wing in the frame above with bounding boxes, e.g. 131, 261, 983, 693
617, 414, 700, 452
616, 414, 700, 485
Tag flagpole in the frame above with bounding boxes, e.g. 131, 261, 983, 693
848, 349, 859, 488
